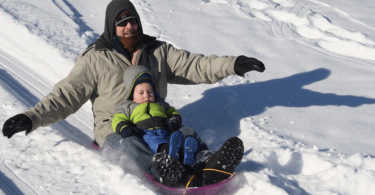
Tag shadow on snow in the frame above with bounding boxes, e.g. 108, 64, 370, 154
177, 68, 375, 194
178, 68, 375, 146
52, 0, 100, 44
0, 170, 25, 195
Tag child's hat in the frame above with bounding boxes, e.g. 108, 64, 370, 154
130, 73, 159, 100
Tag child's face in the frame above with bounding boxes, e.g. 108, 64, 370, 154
132, 83, 155, 103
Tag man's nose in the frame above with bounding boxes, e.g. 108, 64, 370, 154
125, 22, 132, 29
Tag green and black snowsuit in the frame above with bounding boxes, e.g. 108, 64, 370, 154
112, 66, 181, 153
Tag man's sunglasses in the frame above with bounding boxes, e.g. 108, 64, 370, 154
117, 18, 137, 27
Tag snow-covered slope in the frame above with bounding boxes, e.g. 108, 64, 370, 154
0, 0, 375, 194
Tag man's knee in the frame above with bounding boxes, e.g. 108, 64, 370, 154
179, 126, 209, 151
179, 126, 198, 137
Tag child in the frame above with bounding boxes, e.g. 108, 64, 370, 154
112, 66, 199, 165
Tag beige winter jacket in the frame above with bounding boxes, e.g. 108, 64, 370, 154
23, 37, 238, 147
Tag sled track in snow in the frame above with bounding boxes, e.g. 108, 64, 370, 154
0, 47, 94, 149
51, 0, 99, 44
0, 163, 37, 195
242, 0, 375, 68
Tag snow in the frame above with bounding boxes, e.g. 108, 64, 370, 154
0, 0, 375, 194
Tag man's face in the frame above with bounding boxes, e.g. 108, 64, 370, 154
116, 18, 138, 37
132, 83, 155, 104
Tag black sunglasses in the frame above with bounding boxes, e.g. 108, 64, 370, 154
117, 18, 137, 27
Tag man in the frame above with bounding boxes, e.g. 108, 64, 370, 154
2, 0, 265, 188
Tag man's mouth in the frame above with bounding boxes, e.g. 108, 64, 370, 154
124, 30, 137, 35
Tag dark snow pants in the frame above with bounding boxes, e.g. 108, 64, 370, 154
102, 126, 214, 181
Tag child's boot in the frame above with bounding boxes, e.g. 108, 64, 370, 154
182, 136, 199, 166
168, 130, 184, 160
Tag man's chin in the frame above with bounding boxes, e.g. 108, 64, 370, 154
122, 34, 132, 38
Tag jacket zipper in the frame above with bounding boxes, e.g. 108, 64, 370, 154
146, 103, 156, 130
135, 39, 156, 65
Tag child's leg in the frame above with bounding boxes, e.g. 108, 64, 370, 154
178, 126, 215, 168
142, 129, 168, 154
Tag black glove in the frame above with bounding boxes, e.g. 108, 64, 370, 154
2, 114, 32, 139
234, 56, 265, 76
166, 115, 182, 131
119, 126, 141, 138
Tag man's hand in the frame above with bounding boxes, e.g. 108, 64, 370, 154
166, 116, 182, 131
2, 114, 32, 139
234, 56, 265, 76
119, 126, 141, 138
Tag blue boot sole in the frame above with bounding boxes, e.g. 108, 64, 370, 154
183, 136, 199, 165
168, 131, 183, 160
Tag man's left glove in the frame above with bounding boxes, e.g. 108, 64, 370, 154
234, 56, 265, 76
166, 115, 182, 131
2, 114, 32, 139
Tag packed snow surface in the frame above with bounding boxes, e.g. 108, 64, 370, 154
0, 0, 375, 194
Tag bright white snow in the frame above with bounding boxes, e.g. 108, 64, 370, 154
0, 0, 375, 194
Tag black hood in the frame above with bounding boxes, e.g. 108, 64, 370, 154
95, 0, 143, 50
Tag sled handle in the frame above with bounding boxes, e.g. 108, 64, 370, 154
185, 168, 233, 189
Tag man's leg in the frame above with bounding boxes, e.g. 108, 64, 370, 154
200, 137, 244, 186
102, 133, 160, 180
102, 127, 213, 184
153, 137, 244, 187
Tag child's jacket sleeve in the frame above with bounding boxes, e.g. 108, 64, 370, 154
167, 107, 180, 117
112, 113, 134, 134
112, 101, 134, 134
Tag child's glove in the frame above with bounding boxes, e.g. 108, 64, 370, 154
119, 125, 141, 138
2, 114, 32, 138
166, 115, 182, 131
234, 56, 265, 76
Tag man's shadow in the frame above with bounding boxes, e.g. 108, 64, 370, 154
178, 68, 375, 148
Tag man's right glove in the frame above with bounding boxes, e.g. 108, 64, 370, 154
2, 114, 32, 139
119, 125, 141, 138
234, 56, 265, 77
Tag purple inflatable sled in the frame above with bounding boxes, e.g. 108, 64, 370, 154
144, 172, 239, 195
91, 141, 240, 194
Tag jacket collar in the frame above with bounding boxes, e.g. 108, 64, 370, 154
96, 34, 158, 51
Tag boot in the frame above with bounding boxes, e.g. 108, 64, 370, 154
168, 130, 184, 160
201, 137, 244, 186
182, 136, 199, 166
